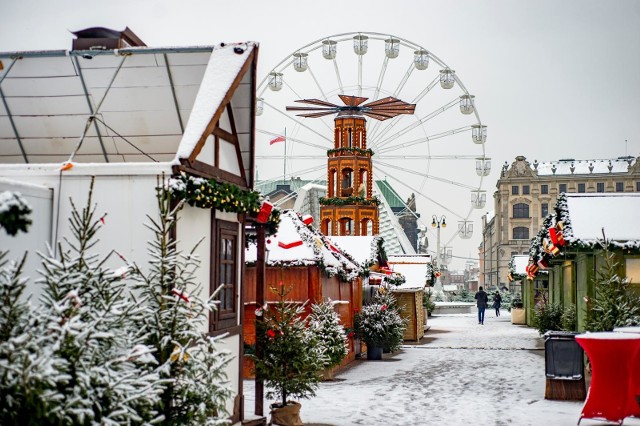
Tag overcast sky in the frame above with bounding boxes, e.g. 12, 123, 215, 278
1, 0, 639, 269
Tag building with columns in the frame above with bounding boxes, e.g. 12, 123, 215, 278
480, 155, 640, 290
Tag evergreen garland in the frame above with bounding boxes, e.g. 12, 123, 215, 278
319, 196, 381, 207
169, 174, 280, 235
326, 147, 374, 157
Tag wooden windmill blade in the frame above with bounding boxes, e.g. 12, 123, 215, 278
295, 111, 339, 118
291, 98, 339, 108
285, 106, 337, 112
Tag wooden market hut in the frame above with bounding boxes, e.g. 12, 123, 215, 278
244, 210, 363, 373
387, 255, 430, 341
0, 29, 260, 425
526, 193, 640, 332
508, 255, 548, 325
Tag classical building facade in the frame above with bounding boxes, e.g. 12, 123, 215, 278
480, 155, 640, 290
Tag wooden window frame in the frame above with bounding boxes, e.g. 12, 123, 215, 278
210, 219, 239, 332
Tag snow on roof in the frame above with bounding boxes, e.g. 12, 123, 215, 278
512, 255, 529, 275
174, 42, 255, 163
564, 193, 640, 244
328, 236, 381, 266
536, 158, 633, 176
388, 254, 431, 290
245, 210, 362, 280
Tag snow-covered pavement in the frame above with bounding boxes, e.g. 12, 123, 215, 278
245, 311, 640, 426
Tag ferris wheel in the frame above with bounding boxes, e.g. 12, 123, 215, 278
254, 31, 490, 250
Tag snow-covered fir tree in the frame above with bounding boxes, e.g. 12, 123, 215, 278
585, 245, 640, 331
1, 180, 164, 425
308, 299, 348, 370
129, 185, 232, 426
252, 285, 326, 408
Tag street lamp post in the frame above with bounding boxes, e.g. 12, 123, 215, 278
432, 215, 446, 296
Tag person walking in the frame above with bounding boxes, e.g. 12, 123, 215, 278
474, 286, 489, 324
493, 291, 502, 317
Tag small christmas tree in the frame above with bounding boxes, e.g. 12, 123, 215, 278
0, 179, 164, 425
129, 185, 232, 425
585, 246, 640, 331
308, 299, 348, 375
252, 285, 325, 410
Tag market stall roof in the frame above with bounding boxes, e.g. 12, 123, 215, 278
245, 210, 362, 281
563, 193, 640, 244
0, 42, 256, 177
388, 255, 431, 290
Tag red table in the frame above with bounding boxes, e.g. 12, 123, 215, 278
576, 332, 640, 425
614, 327, 640, 418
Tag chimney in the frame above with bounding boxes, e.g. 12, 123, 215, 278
71, 26, 146, 51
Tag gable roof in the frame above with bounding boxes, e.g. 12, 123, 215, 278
0, 42, 256, 177
245, 210, 362, 281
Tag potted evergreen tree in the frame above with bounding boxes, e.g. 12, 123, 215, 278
252, 285, 326, 426
308, 299, 348, 380
354, 293, 406, 360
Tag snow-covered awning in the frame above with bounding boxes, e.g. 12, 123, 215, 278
245, 210, 362, 281
328, 236, 383, 267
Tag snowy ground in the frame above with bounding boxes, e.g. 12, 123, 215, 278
244, 311, 640, 426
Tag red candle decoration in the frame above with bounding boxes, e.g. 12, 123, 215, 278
256, 200, 273, 223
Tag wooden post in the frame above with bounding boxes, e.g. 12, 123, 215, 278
255, 223, 266, 416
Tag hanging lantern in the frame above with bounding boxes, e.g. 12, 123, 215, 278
385, 38, 400, 58
472, 124, 487, 144
471, 190, 486, 209
322, 39, 337, 59
413, 49, 429, 70
256, 97, 264, 116
292, 52, 308, 72
476, 158, 491, 176
459, 94, 475, 115
458, 221, 473, 239
268, 72, 283, 91
353, 34, 369, 55
439, 68, 455, 89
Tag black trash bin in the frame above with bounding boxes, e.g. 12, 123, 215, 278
543, 331, 586, 400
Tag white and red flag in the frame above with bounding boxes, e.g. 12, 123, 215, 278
269, 135, 286, 145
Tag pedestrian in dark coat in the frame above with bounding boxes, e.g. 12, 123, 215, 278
474, 286, 489, 324
493, 291, 502, 317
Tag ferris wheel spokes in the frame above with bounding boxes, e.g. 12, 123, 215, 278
375, 125, 472, 154
376, 160, 480, 190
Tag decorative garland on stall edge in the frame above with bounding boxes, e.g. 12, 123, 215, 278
327, 147, 375, 157
319, 196, 381, 207
168, 174, 280, 236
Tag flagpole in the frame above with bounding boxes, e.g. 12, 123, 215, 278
283, 128, 287, 185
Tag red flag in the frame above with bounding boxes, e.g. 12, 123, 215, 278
269, 135, 286, 145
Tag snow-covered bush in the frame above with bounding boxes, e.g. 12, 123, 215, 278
355, 292, 406, 351
532, 302, 564, 335
308, 299, 348, 370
